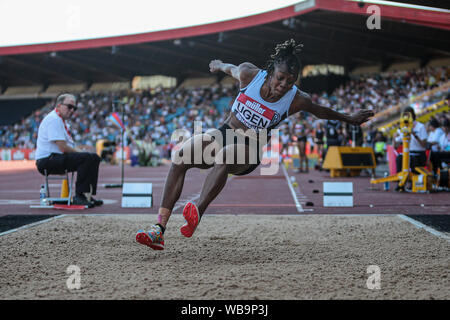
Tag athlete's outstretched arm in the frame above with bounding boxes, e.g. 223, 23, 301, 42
209, 60, 259, 88
289, 90, 374, 126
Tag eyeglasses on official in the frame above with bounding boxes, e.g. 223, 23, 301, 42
63, 103, 77, 111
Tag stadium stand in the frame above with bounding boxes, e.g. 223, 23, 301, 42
386, 61, 421, 72
89, 82, 131, 92
178, 77, 217, 89
371, 78, 450, 131
0, 64, 448, 165
219, 76, 239, 88
132, 76, 176, 91
2, 85, 43, 97
350, 65, 381, 76
428, 58, 450, 68
44, 83, 87, 95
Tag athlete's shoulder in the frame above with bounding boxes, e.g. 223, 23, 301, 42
294, 87, 311, 100
286, 88, 313, 116
238, 62, 260, 72
290, 88, 311, 107
238, 63, 261, 88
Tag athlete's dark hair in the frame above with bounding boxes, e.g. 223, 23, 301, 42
266, 39, 303, 77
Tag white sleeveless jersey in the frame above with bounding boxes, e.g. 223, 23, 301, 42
231, 70, 297, 133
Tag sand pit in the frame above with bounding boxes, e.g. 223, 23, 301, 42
0, 214, 449, 300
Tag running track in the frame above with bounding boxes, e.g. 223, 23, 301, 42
1, 160, 449, 217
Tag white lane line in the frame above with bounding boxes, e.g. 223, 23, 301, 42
397, 214, 450, 242
100, 177, 167, 182
0, 214, 67, 237
282, 165, 304, 213
0, 199, 118, 205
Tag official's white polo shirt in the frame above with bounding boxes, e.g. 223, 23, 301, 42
395, 121, 428, 152
35, 110, 74, 160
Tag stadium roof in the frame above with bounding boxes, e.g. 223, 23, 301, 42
0, 0, 449, 89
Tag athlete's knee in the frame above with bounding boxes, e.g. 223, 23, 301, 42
215, 144, 236, 165
172, 145, 196, 165
170, 162, 190, 174
209, 162, 230, 177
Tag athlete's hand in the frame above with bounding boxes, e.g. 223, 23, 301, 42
209, 59, 223, 73
347, 109, 374, 126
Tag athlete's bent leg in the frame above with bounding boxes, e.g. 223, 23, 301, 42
158, 134, 216, 227
196, 162, 229, 217
196, 143, 252, 217
158, 163, 190, 227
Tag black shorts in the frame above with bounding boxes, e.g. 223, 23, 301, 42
215, 124, 262, 176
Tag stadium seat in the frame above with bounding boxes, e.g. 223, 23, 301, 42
220, 76, 238, 88
89, 82, 131, 92
178, 77, 216, 89
45, 83, 87, 94
2, 85, 43, 96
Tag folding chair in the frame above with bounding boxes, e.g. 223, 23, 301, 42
43, 169, 75, 205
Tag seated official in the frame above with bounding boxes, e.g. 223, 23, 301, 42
35, 93, 103, 207
394, 107, 428, 174
427, 118, 445, 153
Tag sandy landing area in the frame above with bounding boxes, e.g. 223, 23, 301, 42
0, 214, 449, 300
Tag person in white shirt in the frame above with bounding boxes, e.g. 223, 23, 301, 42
35, 93, 103, 207
394, 106, 428, 174
427, 118, 444, 152
438, 120, 450, 151
430, 118, 450, 174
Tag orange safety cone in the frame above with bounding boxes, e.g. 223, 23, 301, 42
60, 179, 69, 198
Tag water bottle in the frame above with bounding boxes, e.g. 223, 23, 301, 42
383, 172, 390, 191
40, 185, 46, 206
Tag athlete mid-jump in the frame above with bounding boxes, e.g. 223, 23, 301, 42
136, 39, 373, 250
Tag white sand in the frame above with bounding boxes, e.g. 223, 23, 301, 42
0, 214, 449, 300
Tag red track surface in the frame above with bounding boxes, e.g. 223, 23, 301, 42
0, 161, 449, 216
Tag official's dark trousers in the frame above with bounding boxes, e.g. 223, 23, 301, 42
395, 151, 426, 174
36, 152, 101, 195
